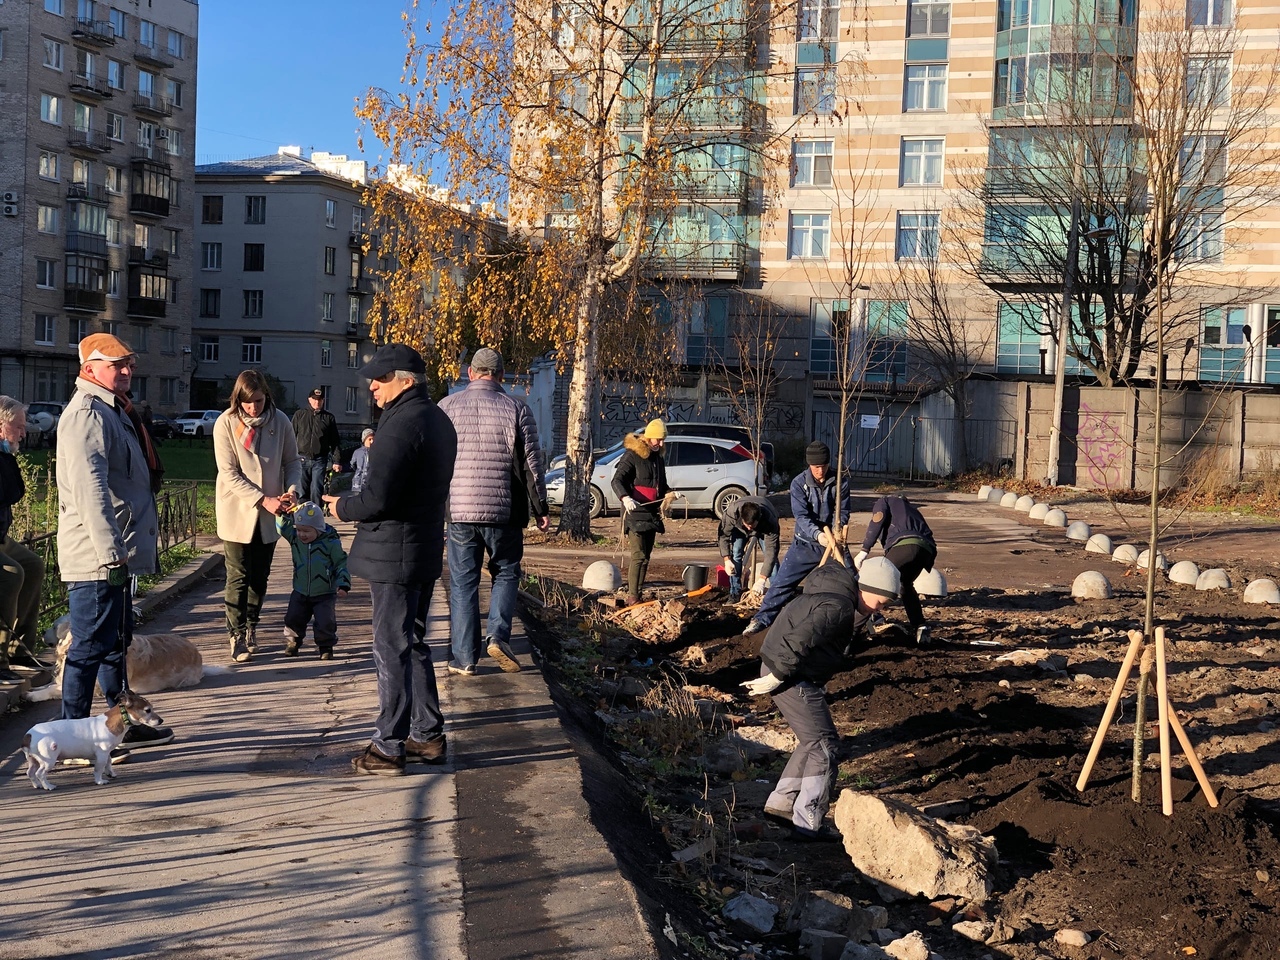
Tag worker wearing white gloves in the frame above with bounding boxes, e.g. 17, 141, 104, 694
610, 419, 670, 604
740, 556, 901, 840
858, 495, 937, 646
717, 496, 781, 601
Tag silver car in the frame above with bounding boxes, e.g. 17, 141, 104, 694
545, 436, 766, 519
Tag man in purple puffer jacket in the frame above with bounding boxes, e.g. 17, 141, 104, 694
438, 348, 549, 677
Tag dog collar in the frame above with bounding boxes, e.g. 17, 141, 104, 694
119, 706, 135, 728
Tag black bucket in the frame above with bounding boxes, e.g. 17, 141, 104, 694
683, 564, 709, 591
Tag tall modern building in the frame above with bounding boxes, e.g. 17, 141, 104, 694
0, 0, 199, 410
191, 149, 377, 429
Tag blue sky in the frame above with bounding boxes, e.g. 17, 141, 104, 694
195, 1, 419, 166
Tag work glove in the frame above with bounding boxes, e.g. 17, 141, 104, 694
740, 672, 784, 697
621, 496, 639, 513
723, 558, 737, 576
752, 575, 768, 593
854, 551, 868, 571
817, 530, 832, 549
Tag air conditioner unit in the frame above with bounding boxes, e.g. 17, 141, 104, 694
181, 346, 192, 354
1, 204, 18, 218
156, 129, 169, 139
1, 191, 18, 204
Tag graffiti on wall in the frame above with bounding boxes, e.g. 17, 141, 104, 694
1076, 401, 1128, 489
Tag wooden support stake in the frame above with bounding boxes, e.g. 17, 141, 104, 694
1168, 707, 1220, 808
1076, 629, 1145, 792
1155, 626, 1173, 816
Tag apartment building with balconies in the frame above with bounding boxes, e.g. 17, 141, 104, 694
0, 0, 198, 411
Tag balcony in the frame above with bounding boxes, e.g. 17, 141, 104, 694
618, 22, 751, 56
65, 231, 108, 257
66, 180, 108, 203
347, 278, 372, 296
72, 18, 117, 45
348, 232, 364, 249
670, 168, 748, 201
134, 43, 174, 68
65, 286, 107, 312
130, 191, 171, 218
617, 94, 758, 131
641, 240, 746, 281
346, 320, 364, 336
128, 246, 169, 268
69, 72, 113, 99
127, 296, 167, 319
133, 94, 174, 118
68, 129, 112, 154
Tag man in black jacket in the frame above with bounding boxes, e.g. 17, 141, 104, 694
854, 494, 937, 646
741, 556, 900, 839
324, 344, 457, 777
293, 387, 342, 504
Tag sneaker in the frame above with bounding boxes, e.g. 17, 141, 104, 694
283, 638, 300, 657
352, 745, 405, 777
623, 594, 640, 606
915, 625, 931, 647
448, 662, 477, 677
245, 624, 258, 652
870, 614, 896, 636
486, 637, 522, 674
405, 734, 447, 764
790, 823, 842, 843
742, 618, 766, 636
230, 634, 251, 664
119, 724, 175, 750
318, 647, 334, 661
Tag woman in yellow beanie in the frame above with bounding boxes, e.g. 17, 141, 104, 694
611, 419, 669, 603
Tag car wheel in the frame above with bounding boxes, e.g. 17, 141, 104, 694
589, 485, 605, 519
714, 485, 748, 520
195, 427, 204, 438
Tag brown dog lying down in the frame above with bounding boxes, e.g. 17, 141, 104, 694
26, 628, 228, 701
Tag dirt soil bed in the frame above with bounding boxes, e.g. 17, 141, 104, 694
521, 487, 1280, 960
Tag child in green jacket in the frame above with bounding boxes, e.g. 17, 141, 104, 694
277, 501, 350, 659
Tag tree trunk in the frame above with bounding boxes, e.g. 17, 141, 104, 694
558, 259, 605, 541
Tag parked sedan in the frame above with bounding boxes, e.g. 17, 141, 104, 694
175, 409, 221, 437
549, 422, 773, 479
149, 413, 182, 440
546, 436, 766, 519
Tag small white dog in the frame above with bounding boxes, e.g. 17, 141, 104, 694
22, 691, 164, 791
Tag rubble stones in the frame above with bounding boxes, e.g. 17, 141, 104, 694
1053, 929, 1092, 948
800, 928, 849, 960
729, 726, 799, 756
1084, 533, 1113, 555
788, 890, 854, 934
1244, 579, 1280, 605
952, 919, 994, 942
1168, 560, 1200, 586
1196, 568, 1231, 591
840, 944, 892, 960
723, 892, 778, 934
833, 791, 997, 903
1071, 571, 1113, 600
884, 931, 932, 960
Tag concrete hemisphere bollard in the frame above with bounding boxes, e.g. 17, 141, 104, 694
914, 567, 948, 598
1072, 570, 1113, 600
1028, 502, 1051, 520
1000, 491, 1019, 508
1167, 560, 1200, 586
1085, 533, 1113, 555
1112, 543, 1139, 564
978, 484, 993, 500
582, 560, 623, 592
1195, 568, 1231, 591
1244, 579, 1280, 604
1136, 549, 1168, 572
986, 487, 1006, 503
1014, 495, 1035, 512
1043, 508, 1068, 527
1065, 520, 1091, 541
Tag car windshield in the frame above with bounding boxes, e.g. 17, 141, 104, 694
178, 411, 204, 419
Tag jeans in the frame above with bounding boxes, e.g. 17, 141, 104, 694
299, 458, 328, 505
755, 537, 825, 627
766, 676, 840, 834
884, 542, 937, 628
726, 533, 778, 600
62, 579, 132, 720
447, 522, 524, 668
0, 537, 44, 659
283, 591, 338, 648
223, 529, 277, 635
369, 579, 443, 757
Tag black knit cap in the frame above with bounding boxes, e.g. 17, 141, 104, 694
805, 441, 830, 466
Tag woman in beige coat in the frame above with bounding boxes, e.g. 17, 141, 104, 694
214, 370, 302, 663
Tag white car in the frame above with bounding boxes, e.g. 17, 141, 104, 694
545, 436, 767, 519
175, 409, 221, 437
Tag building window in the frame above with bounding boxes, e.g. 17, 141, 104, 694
69, 316, 88, 345
38, 151, 58, 180
45, 0, 64, 14
348, 295, 361, 324
797, 0, 839, 40
901, 138, 944, 186
1182, 211, 1224, 262
905, 64, 947, 111
37, 205, 59, 234
160, 377, 176, 405
1187, 0, 1230, 26
138, 18, 155, 48
809, 299, 847, 377
163, 228, 179, 256
131, 324, 149, 353
134, 222, 150, 248
324, 246, 336, 275
320, 340, 332, 368
907, 0, 950, 35
241, 337, 262, 364
345, 385, 358, 414
43, 38, 63, 70
72, 101, 92, 134
199, 336, 219, 362
105, 165, 123, 193
167, 29, 184, 59
795, 66, 836, 115
167, 277, 179, 305
1199, 305, 1247, 382
1187, 56, 1230, 108
199, 288, 221, 318
160, 326, 177, 354
245, 195, 266, 224
243, 243, 265, 271
36, 259, 56, 289
349, 251, 362, 282
35, 315, 56, 346
325, 199, 337, 228
792, 140, 834, 187
107, 268, 121, 298
244, 290, 264, 318
165, 77, 183, 108
106, 217, 121, 246
165, 129, 182, 157
107, 111, 124, 140
352, 207, 365, 231
109, 8, 126, 38
347, 342, 358, 368
202, 195, 223, 225
322, 292, 334, 321
896, 212, 940, 259
106, 58, 124, 90
201, 242, 222, 270
41, 94, 61, 125
995, 301, 1046, 374
788, 212, 830, 259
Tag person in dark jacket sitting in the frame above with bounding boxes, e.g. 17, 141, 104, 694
611, 419, 670, 604
854, 494, 937, 646
324, 343, 457, 777
743, 440, 852, 635
741, 556, 901, 840
717, 496, 780, 601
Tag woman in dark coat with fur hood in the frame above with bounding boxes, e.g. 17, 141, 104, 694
611, 419, 670, 604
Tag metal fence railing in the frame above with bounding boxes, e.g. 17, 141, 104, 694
812, 413, 1018, 481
